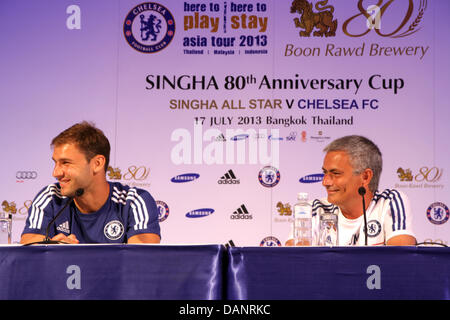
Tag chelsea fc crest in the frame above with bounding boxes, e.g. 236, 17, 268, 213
104, 220, 125, 240
156, 200, 170, 222
258, 166, 281, 188
123, 2, 175, 53
366, 220, 382, 237
427, 202, 449, 225
260, 236, 282, 247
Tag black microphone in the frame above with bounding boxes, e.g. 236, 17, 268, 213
358, 186, 368, 246
224, 240, 235, 249
43, 188, 84, 243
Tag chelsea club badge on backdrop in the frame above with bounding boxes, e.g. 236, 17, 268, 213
124, 2, 175, 53
427, 202, 449, 225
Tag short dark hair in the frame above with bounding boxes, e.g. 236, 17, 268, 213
51, 121, 110, 172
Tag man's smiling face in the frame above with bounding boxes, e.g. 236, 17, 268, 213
52, 143, 92, 197
322, 151, 364, 207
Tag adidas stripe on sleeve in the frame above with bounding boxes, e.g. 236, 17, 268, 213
112, 185, 160, 238
23, 184, 67, 235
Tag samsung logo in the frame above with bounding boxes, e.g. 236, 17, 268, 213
231, 134, 249, 141
171, 173, 200, 183
186, 208, 215, 218
299, 173, 324, 183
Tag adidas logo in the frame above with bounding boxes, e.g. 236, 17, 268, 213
231, 204, 252, 220
218, 170, 240, 184
215, 133, 227, 141
56, 221, 70, 234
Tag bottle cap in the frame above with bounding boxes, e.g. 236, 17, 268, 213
297, 192, 308, 201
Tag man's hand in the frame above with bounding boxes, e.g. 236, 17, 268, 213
20, 233, 79, 245
285, 239, 294, 246
51, 233, 80, 244
386, 234, 416, 246
128, 233, 160, 244
20, 233, 45, 245
285, 239, 311, 246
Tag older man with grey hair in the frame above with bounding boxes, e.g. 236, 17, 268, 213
287, 135, 416, 246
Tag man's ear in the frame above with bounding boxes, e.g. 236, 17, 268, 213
361, 168, 374, 190
91, 155, 106, 174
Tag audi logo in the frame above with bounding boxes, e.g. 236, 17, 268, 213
16, 171, 38, 179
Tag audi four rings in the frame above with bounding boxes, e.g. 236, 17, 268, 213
16, 171, 37, 179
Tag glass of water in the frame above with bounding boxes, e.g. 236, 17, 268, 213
0, 212, 12, 244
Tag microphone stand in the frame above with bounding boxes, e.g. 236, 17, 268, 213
358, 187, 368, 246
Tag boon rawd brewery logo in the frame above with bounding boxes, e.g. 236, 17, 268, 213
287, 0, 429, 60
290, 0, 337, 37
342, 0, 427, 39
124, 2, 175, 53
395, 166, 444, 189
290, 0, 427, 38
107, 165, 152, 188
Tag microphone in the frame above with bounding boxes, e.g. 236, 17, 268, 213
224, 240, 235, 249
358, 186, 368, 246
43, 188, 84, 243
24, 188, 84, 246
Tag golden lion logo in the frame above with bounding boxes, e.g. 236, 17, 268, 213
290, 0, 337, 37
276, 202, 292, 216
107, 166, 122, 180
397, 168, 413, 181
1, 201, 17, 214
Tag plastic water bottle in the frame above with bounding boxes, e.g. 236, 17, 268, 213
319, 211, 338, 246
293, 192, 312, 246
0, 212, 12, 244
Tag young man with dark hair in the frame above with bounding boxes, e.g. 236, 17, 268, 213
20, 121, 161, 244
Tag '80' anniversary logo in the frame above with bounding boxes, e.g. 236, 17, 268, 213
291, 0, 427, 38
124, 2, 175, 53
